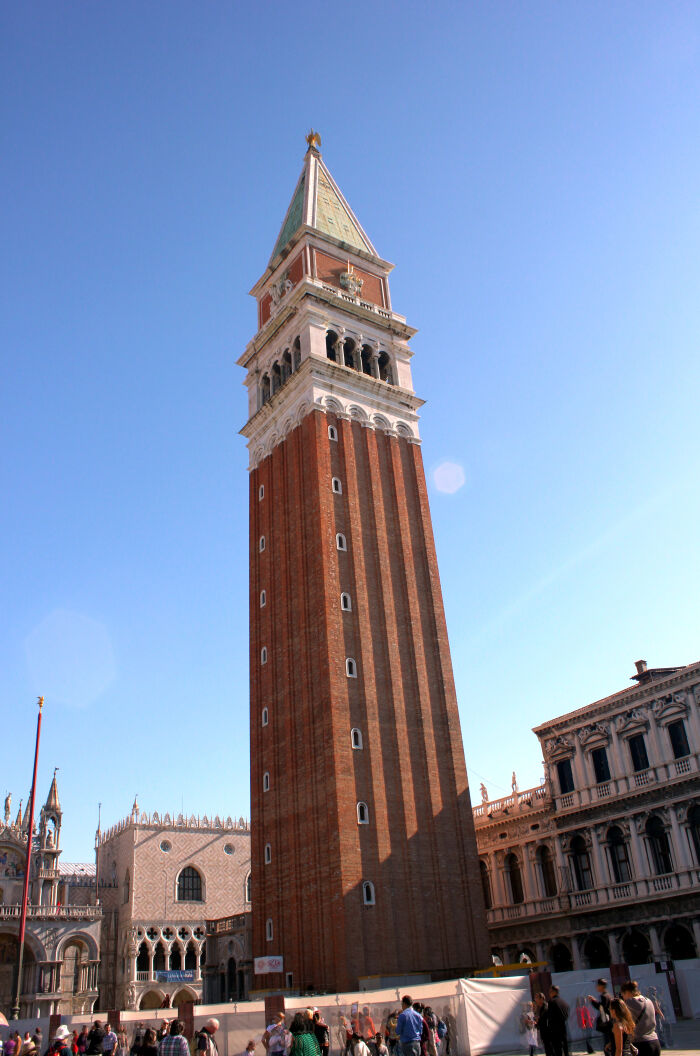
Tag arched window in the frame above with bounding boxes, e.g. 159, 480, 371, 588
346, 658, 357, 678
258, 484, 264, 500
341, 592, 352, 611
607, 826, 632, 883
262, 708, 269, 727
688, 804, 700, 866
123, 869, 130, 904
260, 590, 266, 607
169, 944, 184, 970
479, 860, 492, 909
351, 728, 363, 749
332, 477, 342, 494
184, 940, 197, 971
263, 772, 270, 792
265, 918, 273, 941
536, 845, 558, 897
328, 425, 338, 442
362, 881, 375, 906
259, 535, 266, 552
357, 802, 369, 825
177, 866, 203, 903
646, 816, 673, 875
343, 337, 358, 369
326, 330, 339, 363
136, 942, 149, 972
261, 646, 268, 665
505, 853, 524, 904
378, 351, 394, 385
292, 337, 301, 371
571, 835, 594, 890
271, 361, 282, 395
245, 873, 251, 903
336, 533, 347, 551
260, 375, 271, 406
153, 941, 166, 972
264, 843, 271, 864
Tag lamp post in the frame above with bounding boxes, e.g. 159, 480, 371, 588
11, 696, 44, 1020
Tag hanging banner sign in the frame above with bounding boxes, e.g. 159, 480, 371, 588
156, 970, 195, 982
254, 956, 283, 974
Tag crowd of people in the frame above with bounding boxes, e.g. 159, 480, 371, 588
261, 998, 451, 1056
0, 1019, 221, 1056
525, 979, 666, 1056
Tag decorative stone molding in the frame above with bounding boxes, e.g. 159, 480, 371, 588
544, 735, 575, 760
616, 707, 650, 736
652, 693, 690, 724
576, 721, 610, 749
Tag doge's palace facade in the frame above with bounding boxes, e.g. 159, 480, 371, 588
97, 802, 251, 1011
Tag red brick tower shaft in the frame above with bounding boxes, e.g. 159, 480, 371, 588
240, 139, 489, 993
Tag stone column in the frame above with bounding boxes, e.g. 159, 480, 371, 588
370, 348, 380, 379
669, 808, 690, 871
522, 845, 538, 903
628, 821, 647, 879
589, 831, 607, 890
692, 919, 700, 956
195, 944, 203, 981
571, 936, 583, 970
608, 933, 621, 964
490, 853, 506, 905
649, 925, 663, 960
148, 945, 155, 981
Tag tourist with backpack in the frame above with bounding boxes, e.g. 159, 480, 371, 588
588, 979, 613, 1054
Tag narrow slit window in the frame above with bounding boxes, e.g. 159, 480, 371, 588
336, 533, 347, 551
328, 425, 338, 441
261, 646, 268, 665
351, 728, 363, 749
346, 658, 357, 678
263, 771, 270, 792
332, 477, 342, 494
262, 708, 269, 727
264, 843, 271, 864
265, 918, 273, 941
259, 536, 266, 552
260, 589, 267, 607
258, 485, 264, 500
357, 802, 369, 824
341, 592, 352, 611
362, 881, 375, 906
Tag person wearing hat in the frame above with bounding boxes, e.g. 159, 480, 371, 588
262, 1014, 288, 1056
588, 979, 613, 1054
53, 1027, 72, 1056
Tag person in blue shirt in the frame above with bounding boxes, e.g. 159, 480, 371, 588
396, 997, 423, 1056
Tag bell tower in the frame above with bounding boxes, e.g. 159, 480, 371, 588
240, 134, 489, 993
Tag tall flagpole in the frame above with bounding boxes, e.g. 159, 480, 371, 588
11, 696, 44, 1021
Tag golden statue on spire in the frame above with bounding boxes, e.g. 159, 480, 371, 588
305, 128, 322, 151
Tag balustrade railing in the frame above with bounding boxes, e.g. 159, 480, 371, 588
0, 904, 100, 920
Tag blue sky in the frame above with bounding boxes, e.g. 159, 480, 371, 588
2, 2, 699, 861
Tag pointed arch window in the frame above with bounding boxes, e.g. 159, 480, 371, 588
357, 802, 369, 825
177, 866, 203, 903
258, 485, 264, 501
260, 590, 266, 607
346, 658, 357, 678
362, 881, 375, 906
259, 536, 266, 553
261, 646, 268, 665
351, 728, 363, 749
336, 533, 347, 552
262, 708, 269, 727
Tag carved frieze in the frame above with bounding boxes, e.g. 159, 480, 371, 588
616, 707, 650, 736
545, 735, 575, 760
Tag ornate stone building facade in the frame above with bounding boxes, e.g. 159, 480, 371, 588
0, 776, 101, 1018
97, 803, 251, 1011
474, 660, 700, 971
241, 135, 489, 994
